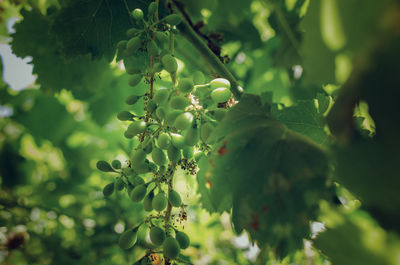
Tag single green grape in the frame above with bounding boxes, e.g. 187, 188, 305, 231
103, 182, 115, 196
152, 147, 166, 166
126, 28, 141, 38
149, 226, 165, 246
115, 178, 125, 191
153, 87, 169, 105
132, 8, 144, 20
163, 237, 180, 259
152, 192, 167, 211
130, 184, 147, 202
167, 145, 181, 163
178, 78, 194, 93
131, 176, 145, 186
210, 87, 231, 103
132, 149, 147, 164
155, 106, 167, 120
127, 120, 147, 136
175, 231, 190, 249
148, 2, 157, 18
147, 40, 159, 56
126, 36, 142, 54
161, 54, 178, 74
133, 161, 150, 174
174, 112, 194, 131
126, 95, 140, 105
185, 126, 200, 146
143, 190, 154, 211
119, 227, 138, 249
170, 133, 185, 149
169, 96, 189, 110
209, 78, 231, 90
200, 122, 214, 143
117, 111, 134, 121
157, 132, 171, 149
164, 14, 182, 26
155, 31, 169, 44
97, 161, 115, 172
182, 146, 194, 159
168, 190, 182, 207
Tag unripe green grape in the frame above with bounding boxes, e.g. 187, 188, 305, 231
132, 176, 145, 186
143, 142, 153, 154
115, 177, 125, 191
211, 108, 227, 121
200, 123, 214, 143
178, 78, 194, 93
161, 54, 178, 74
124, 131, 134, 139
129, 74, 143, 87
165, 110, 183, 127
147, 99, 157, 113
169, 96, 189, 110
157, 133, 171, 149
168, 190, 182, 207
132, 8, 144, 20
152, 148, 166, 166
152, 192, 167, 211
126, 95, 140, 105
149, 226, 165, 246
174, 112, 194, 131
97, 161, 115, 172
148, 2, 157, 18
167, 145, 181, 163
119, 227, 138, 249
193, 71, 205, 84
163, 237, 180, 259
132, 149, 147, 164
210, 87, 231, 103
111, 160, 122, 169
143, 190, 154, 211
126, 36, 142, 53
126, 28, 141, 38
155, 31, 168, 44
170, 133, 185, 149
209, 78, 231, 90
164, 14, 181, 26
117, 40, 128, 50
117, 111, 134, 121
155, 106, 167, 120
175, 231, 190, 249
182, 146, 194, 159
133, 161, 150, 174
185, 126, 200, 146
130, 184, 147, 202
127, 120, 147, 136
147, 40, 159, 56
103, 182, 114, 196
153, 87, 170, 105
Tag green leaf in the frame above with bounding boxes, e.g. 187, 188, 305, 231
50, 0, 149, 61
199, 94, 332, 257
272, 100, 329, 145
11, 9, 110, 97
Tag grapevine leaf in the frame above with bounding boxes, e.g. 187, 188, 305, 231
11, 9, 110, 98
272, 100, 330, 146
200, 94, 332, 257
50, 0, 149, 61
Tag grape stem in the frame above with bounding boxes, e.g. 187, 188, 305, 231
172, 6, 243, 99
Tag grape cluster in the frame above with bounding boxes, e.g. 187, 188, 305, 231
97, 2, 233, 263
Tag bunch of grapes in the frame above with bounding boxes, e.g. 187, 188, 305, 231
96, 2, 233, 264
